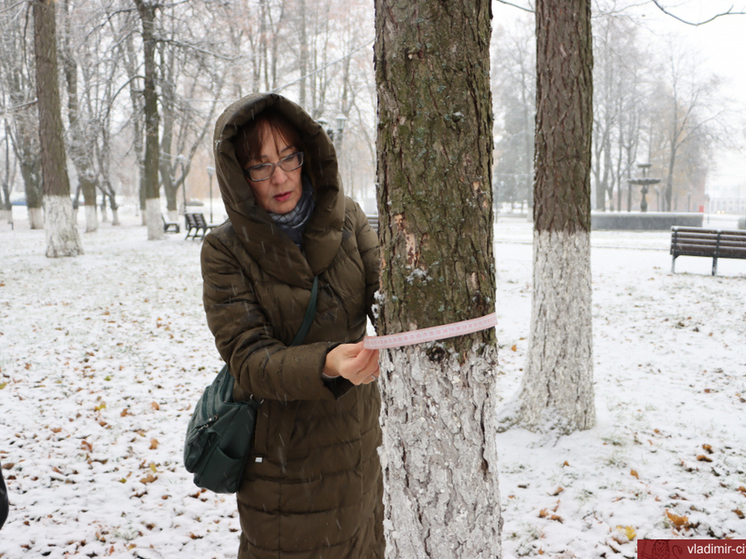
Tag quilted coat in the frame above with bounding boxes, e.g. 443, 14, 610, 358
201, 92, 383, 559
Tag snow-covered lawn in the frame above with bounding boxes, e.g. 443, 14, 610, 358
0, 208, 744, 558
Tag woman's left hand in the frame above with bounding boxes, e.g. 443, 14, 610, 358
323, 342, 380, 385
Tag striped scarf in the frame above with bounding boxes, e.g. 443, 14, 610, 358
268, 176, 315, 247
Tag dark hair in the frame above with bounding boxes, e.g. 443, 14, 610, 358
234, 109, 304, 169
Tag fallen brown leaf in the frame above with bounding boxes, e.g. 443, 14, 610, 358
666, 510, 690, 530
140, 473, 157, 484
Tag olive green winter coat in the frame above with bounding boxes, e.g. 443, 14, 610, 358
201, 93, 383, 559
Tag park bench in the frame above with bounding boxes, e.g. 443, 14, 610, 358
366, 214, 379, 234
162, 215, 180, 233
670, 226, 746, 276
185, 213, 217, 241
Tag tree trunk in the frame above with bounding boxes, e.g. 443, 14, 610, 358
664, 143, 676, 212
134, 0, 163, 240
62, 0, 98, 233
1, 125, 12, 224
513, 0, 595, 435
33, 0, 82, 257
121, 34, 147, 225
158, 43, 179, 216
15, 115, 44, 229
374, 1, 501, 557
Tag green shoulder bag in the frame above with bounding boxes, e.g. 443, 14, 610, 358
183, 276, 319, 493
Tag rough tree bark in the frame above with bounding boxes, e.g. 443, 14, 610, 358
133, 0, 163, 240
33, 0, 82, 257
512, 0, 595, 435
374, 1, 501, 557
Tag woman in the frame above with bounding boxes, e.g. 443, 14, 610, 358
201, 92, 384, 559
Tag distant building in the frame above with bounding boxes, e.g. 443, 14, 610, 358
709, 183, 746, 213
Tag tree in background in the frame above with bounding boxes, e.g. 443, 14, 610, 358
503, 0, 595, 435
491, 21, 535, 212
33, 0, 82, 256
61, 0, 99, 232
0, 0, 43, 229
132, 0, 162, 240
374, 0, 501, 557
591, 9, 647, 212
655, 48, 724, 212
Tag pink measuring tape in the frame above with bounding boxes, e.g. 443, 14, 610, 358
363, 313, 497, 350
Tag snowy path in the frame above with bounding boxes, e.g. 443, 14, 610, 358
1, 210, 744, 558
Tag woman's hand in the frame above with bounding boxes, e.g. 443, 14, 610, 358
323, 341, 380, 385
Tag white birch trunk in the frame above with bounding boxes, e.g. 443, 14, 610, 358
519, 230, 595, 433
44, 195, 82, 257
380, 345, 502, 559
146, 198, 164, 240
29, 207, 44, 229
84, 204, 98, 232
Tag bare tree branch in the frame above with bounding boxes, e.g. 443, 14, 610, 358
0, 0, 28, 16
650, 0, 746, 26
155, 36, 241, 62
272, 38, 375, 94
494, 0, 534, 13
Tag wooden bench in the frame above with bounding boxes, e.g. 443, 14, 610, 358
670, 226, 746, 276
162, 215, 180, 233
366, 214, 378, 234
185, 213, 217, 240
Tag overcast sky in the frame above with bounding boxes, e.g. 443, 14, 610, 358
492, 0, 746, 195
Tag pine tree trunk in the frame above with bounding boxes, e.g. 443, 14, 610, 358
374, 1, 501, 557
33, 0, 82, 257
516, 0, 595, 434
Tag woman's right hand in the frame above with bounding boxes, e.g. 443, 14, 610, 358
323, 341, 380, 385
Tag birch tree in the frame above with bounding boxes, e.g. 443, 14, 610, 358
33, 0, 82, 257
506, 0, 596, 435
374, 1, 501, 557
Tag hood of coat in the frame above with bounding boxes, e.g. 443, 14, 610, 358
212, 93, 345, 288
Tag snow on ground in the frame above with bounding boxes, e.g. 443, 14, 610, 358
0, 207, 744, 558
495, 216, 746, 558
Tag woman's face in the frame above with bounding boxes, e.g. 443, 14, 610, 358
244, 129, 303, 215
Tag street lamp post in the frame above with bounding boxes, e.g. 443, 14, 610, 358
206, 166, 215, 223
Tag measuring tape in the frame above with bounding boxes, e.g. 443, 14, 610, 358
363, 313, 497, 350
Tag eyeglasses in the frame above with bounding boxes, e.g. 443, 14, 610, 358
243, 152, 304, 182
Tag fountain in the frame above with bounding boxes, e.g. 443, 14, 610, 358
591, 163, 703, 230
626, 163, 660, 213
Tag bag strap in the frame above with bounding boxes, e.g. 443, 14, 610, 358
290, 276, 319, 347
